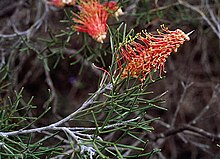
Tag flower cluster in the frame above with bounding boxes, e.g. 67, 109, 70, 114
48, 0, 123, 43
72, 0, 108, 43
72, 0, 123, 43
117, 25, 190, 82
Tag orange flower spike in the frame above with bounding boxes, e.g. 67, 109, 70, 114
117, 26, 190, 81
72, 0, 108, 43
48, 0, 75, 7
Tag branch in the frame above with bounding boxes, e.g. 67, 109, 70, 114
50, 83, 112, 127
154, 124, 220, 143
0, 83, 113, 137
43, 56, 58, 114
190, 83, 220, 125
0, 0, 48, 38
68, 116, 141, 131
178, 0, 220, 39
171, 82, 193, 127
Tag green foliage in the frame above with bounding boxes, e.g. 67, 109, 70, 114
0, 20, 166, 158
0, 89, 62, 158
72, 78, 164, 158
2, 0, 212, 158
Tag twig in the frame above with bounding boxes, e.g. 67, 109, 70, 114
149, 2, 179, 13
178, 0, 220, 39
50, 83, 112, 127
154, 124, 220, 142
190, 84, 220, 125
145, 114, 170, 129
0, 50, 6, 69
68, 116, 140, 131
43, 56, 58, 113
0, 0, 48, 38
171, 82, 193, 127
205, 0, 220, 34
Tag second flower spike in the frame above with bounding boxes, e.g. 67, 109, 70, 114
72, 0, 122, 43
72, 0, 108, 43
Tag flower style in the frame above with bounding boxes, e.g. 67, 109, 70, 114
117, 25, 190, 82
48, 0, 76, 7
72, 0, 108, 43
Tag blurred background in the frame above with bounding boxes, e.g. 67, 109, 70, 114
0, 0, 220, 158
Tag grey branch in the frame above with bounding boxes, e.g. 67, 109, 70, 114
154, 124, 220, 143
0, 83, 113, 137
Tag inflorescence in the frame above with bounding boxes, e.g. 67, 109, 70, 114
117, 25, 190, 82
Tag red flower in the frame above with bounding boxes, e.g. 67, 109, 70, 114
72, 0, 108, 43
117, 25, 190, 81
48, 0, 76, 7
